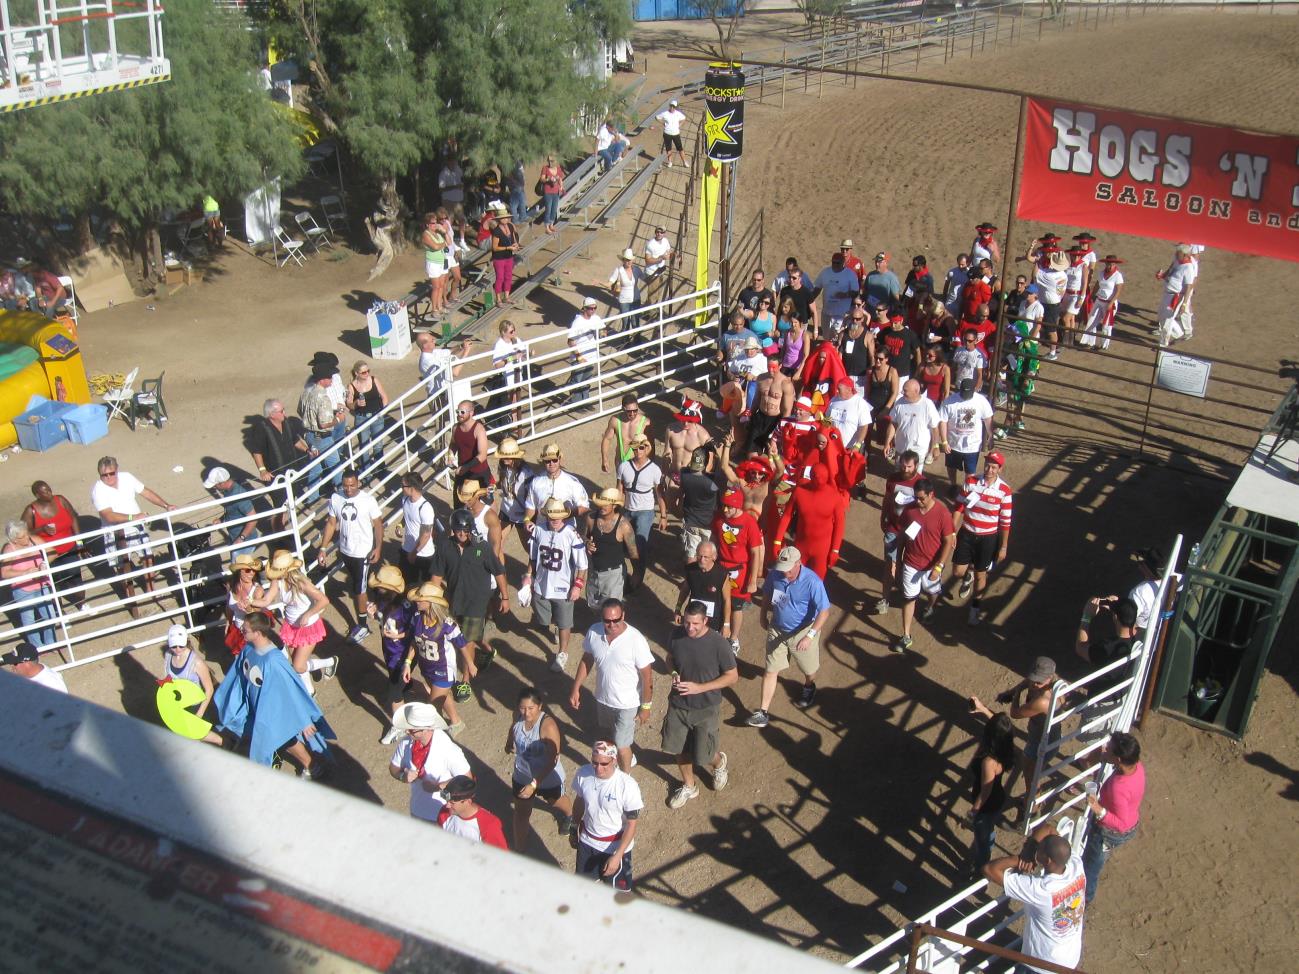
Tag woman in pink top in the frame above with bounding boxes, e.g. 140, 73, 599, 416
1082, 730, 1145, 903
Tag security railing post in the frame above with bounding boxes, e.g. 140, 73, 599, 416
166, 511, 196, 632
284, 475, 308, 562
46, 547, 75, 663
399, 398, 412, 471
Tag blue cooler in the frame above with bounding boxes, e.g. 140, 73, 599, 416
62, 403, 110, 445
13, 397, 73, 452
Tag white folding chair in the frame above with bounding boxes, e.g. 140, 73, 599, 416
101, 366, 139, 426
294, 211, 333, 252
320, 195, 347, 235
57, 274, 79, 330
273, 226, 306, 268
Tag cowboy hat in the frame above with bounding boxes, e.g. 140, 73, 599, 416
370, 563, 406, 594
541, 497, 570, 519
539, 442, 563, 460
392, 701, 449, 733
496, 437, 526, 460
456, 479, 487, 502
228, 553, 265, 575
407, 581, 450, 606
593, 487, 623, 508
264, 550, 303, 578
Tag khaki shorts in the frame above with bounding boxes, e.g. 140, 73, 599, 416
681, 524, 711, 560
765, 625, 820, 677
458, 615, 488, 644
661, 704, 720, 766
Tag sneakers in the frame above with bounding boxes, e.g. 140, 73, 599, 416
320, 657, 339, 679
348, 624, 371, 642
712, 751, 729, 790
550, 651, 569, 673
1013, 420, 1027, 431
452, 682, 473, 703
891, 634, 913, 654
993, 428, 1010, 440
380, 724, 403, 745
919, 602, 936, 622
968, 606, 985, 626
448, 720, 466, 738
873, 597, 890, 615
729, 638, 741, 656
558, 814, 575, 836
958, 574, 975, 599
668, 782, 699, 809
746, 709, 770, 728
795, 683, 818, 710
1045, 349, 1059, 361
475, 645, 497, 669
304, 760, 331, 782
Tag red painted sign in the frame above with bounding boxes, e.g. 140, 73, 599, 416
1018, 97, 1299, 263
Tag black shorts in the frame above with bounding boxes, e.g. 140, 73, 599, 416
953, 530, 998, 573
512, 777, 563, 804
341, 554, 372, 597
1041, 301, 1062, 327
662, 133, 683, 152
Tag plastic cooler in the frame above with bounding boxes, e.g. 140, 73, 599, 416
62, 403, 110, 444
13, 397, 74, 452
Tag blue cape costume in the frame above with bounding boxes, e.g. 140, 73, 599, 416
214, 642, 334, 765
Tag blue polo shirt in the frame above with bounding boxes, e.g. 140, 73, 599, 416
765, 565, 830, 634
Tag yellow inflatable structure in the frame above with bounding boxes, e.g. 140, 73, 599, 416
0, 311, 91, 449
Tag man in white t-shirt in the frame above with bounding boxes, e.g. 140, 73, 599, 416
524, 443, 590, 525
2, 641, 69, 693
595, 120, 630, 172
525, 497, 589, 673
984, 823, 1086, 974
826, 378, 872, 451
656, 99, 688, 167
886, 380, 941, 467
400, 472, 439, 584
566, 297, 605, 403
320, 470, 384, 642
813, 252, 862, 341
1156, 242, 1199, 346
386, 702, 471, 823
938, 379, 995, 491
90, 455, 177, 611
571, 740, 644, 891
644, 226, 674, 278
570, 599, 654, 772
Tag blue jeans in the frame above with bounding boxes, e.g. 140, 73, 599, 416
569, 364, 594, 401
617, 300, 640, 336
971, 810, 998, 870
509, 187, 527, 222
304, 430, 341, 500
351, 415, 384, 470
626, 508, 654, 584
543, 191, 560, 226
13, 584, 56, 647
598, 142, 626, 172
228, 529, 262, 558
1082, 820, 1137, 903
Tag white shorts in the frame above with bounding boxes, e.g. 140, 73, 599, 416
425, 260, 448, 280
900, 562, 943, 600
446, 251, 460, 270
1061, 294, 1083, 316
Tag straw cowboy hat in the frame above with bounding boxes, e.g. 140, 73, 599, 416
497, 437, 526, 460
456, 479, 487, 503
264, 550, 303, 578
541, 497, 570, 519
391, 701, 449, 733
370, 563, 406, 595
407, 580, 450, 607
538, 442, 563, 460
228, 553, 264, 575
593, 487, 623, 509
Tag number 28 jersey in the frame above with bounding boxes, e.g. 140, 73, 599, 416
529, 523, 589, 600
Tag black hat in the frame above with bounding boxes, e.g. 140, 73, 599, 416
311, 364, 334, 381
958, 378, 976, 399
2, 641, 39, 666
1134, 546, 1164, 574
308, 351, 339, 368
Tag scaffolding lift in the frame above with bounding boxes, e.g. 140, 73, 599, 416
0, 0, 169, 114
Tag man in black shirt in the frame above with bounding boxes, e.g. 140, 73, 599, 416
1074, 596, 1140, 761
247, 398, 311, 483
878, 313, 921, 382
778, 267, 817, 330
431, 508, 509, 684
675, 541, 731, 633
734, 268, 774, 323
678, 447, 719, 564
663, 601, 738, 809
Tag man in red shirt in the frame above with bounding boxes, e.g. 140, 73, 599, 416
948, 452, 1013, 626
839, 238, 865, 287
712, 489, 764, 654
893, 477, 956, 653
436, 775, 509, 849
874, 450, 922, 615
961, 260, 993, 321
958, 303, 997, 358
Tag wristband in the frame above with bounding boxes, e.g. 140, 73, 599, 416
573, 579, 585, 588
933, 563, 944, 571
258, 466, 268, 473
639, 702, 653, 711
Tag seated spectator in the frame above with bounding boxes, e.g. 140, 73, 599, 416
29, 263, 68, 317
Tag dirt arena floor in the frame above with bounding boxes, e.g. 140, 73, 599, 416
3, 8, 1298, 973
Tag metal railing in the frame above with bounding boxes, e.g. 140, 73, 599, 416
0, 283, 722, 671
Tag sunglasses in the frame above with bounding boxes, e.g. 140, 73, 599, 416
544, 458, 561, 464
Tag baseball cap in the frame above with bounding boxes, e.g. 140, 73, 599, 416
958, 378, 975, 400
773, 546, 802, 571
722, 488, 745, 509
202, 466, 231, 490
985, 451, 1006, 466
1025, 284, 1040, 295
582, 296, 598, 308
669, 99, 678, 106
166, 624, 189, 648
874, 252, 889, 262
1026, 656, 1056, 683
2, 641, 39, 665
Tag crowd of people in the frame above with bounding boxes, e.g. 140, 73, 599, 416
1, 224, 1170, 970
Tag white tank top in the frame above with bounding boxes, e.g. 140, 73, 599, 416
282, 585, 315, 626
512, 714, 564, 787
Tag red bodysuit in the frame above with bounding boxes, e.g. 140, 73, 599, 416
771, 465, 845, 579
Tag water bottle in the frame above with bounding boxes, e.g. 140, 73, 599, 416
1187, 542, 1201, 569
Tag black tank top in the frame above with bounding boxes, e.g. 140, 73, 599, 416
865, 367, 892, 412
588, 515, 626, 571
968, 751, 1007, 815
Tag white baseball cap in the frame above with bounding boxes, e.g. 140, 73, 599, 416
203, 466, 230, 489
670, 99, 678, 106
166, 624, 189, 648
583, 296, 598, 308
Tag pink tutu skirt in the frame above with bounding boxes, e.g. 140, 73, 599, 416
280, 617, 326, 649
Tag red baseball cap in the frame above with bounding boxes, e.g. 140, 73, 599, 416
723, 489, 745, 508
986, 452, 1006, 466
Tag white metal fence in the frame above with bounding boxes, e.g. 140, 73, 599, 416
846, 536, 1182, 972
0, 283, 722, 671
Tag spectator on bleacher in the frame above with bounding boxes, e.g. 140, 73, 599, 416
438, 156, 465, 212
27, 261, 67, 317
656, 99, 688, 168
607, 248, 646, 334
644, 226, 674, 297
506, 159, 528, 223
489, 206, 520, 307
596, 120, 631, 172
540, 155, 565, 234
421, 212, 450, 317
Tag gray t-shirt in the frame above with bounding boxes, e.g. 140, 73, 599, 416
667, 628, 735, 711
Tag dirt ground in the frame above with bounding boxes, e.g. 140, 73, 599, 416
3, 8, 1299, 973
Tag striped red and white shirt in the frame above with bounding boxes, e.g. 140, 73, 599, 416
956, 475, 1012, 536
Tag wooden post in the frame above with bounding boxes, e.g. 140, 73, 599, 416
995, 9, 1002, 48
970, 16, 977, 57
780, 47, 787, 109
819, 22, 826, 99
989, 94, 1029, 422
1039, 0, 1045, 38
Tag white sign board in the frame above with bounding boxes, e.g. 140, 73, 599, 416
1156, 351, 1212, 398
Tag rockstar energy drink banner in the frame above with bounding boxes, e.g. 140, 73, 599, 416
704, 63, 744, 163
694, 159, 721, 326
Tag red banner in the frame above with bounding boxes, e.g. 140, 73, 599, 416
1018, 97, 1299, 263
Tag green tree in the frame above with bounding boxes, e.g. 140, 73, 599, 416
0, 0, 303, 286
276, 0, 630, 277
